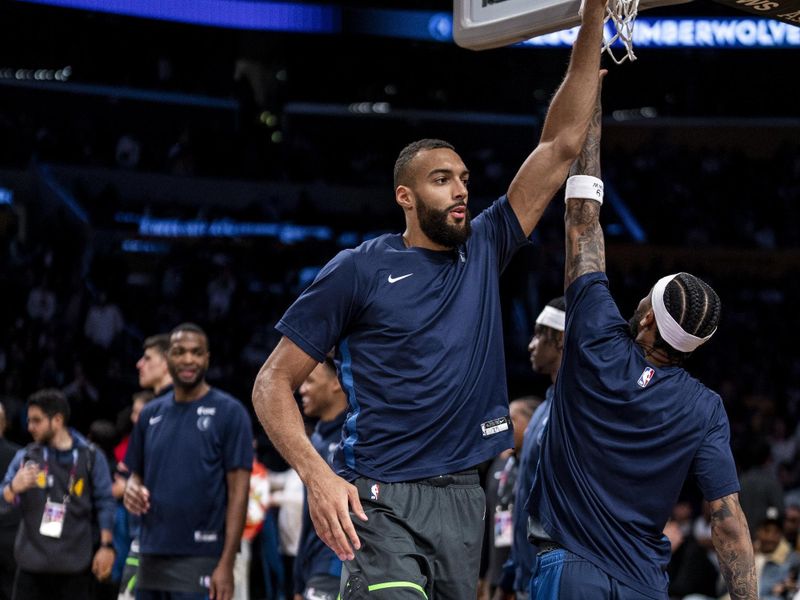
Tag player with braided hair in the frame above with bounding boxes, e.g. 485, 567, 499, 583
524, 77, 757, 599
632, 272, 721, 364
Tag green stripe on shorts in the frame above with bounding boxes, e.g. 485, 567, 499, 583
337, 581, 428, 599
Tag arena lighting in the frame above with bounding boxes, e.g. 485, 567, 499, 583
121, 239, 170, 254
347, 102, 392, 115
134, 215, 335, 243
14, 0, 340, 32
0, 66, 71, 81
611, 107, 659, 121
0, 187, 14, 206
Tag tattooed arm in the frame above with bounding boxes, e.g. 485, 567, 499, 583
709, 493, 757, 599
564, 78, 605, 292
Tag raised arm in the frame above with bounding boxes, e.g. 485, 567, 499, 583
507, 0, 607, 237
252, 337, 367, 561
564, 77, 605, 291
708, 493, 757, 599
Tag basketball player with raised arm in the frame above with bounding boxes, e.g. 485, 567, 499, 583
525, 78, 757, 599
251, 0, 608, 596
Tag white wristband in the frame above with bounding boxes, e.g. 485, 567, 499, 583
565, 175, 603, 205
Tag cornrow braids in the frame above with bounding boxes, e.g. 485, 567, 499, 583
654, 272, 721, 363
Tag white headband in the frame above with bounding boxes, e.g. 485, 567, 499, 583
535, 305, 565, 332
651, 274, 716, 353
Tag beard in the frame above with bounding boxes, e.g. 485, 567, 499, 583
416, 196, 472, 249
628, 304, 648, 338
37, 427, 55, 445
168, 363, 207, 391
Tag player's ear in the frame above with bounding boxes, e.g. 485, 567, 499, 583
396, 185, 414, 211
641, 308, 656, 331
555, 331, 565, 352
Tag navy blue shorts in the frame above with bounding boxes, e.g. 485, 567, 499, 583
530, 549, 666, 600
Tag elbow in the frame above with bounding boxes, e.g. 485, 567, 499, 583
712, 518, 752, 549
542, 131, 586, 166
252, 363, 277, 408
252, 358, 294, 422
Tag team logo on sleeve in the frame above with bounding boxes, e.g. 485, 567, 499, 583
637, 367, 655, 388
369, 483, 380, 501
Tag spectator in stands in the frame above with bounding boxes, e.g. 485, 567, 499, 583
663, 505, 719, 599
784, 504, 800, 551
741, 440, 786, 539
26, 279, 56, 324
754, 507, 797, 600
207, 262, 237, 322
83, 291, 124, 350
123, 323, 252, 600
1, 389, 115, 600
62, 361, 100, 435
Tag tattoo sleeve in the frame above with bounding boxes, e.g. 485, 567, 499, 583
709, 493, 757, 599
564, 86, 605, 291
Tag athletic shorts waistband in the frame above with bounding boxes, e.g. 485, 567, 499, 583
407, 468, 479, 486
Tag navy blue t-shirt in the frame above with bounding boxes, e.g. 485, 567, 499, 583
126, 388, 254, 557
277, 196, 528, 482
527, 272, 739, 599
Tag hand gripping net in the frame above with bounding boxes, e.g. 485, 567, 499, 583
582, 0, 641, 64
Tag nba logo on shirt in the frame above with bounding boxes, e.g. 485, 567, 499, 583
637, 367, 655, 388
370, 483, 380, 501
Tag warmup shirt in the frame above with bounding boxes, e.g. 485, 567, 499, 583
527, 272, 740, 599
277, 196, 528, 482
294, 411, 347, 593
125, 388, 253, 557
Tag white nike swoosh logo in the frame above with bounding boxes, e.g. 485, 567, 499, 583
387, 273, 413, 283
149, 415, 163, 425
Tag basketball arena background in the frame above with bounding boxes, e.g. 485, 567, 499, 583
0, 0, 797, 498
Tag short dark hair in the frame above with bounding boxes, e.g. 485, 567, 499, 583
323, 352, 337, 375
169, 322, 209, 350
393, 138, 455, 189
653, 273, 721, 363
143, 334, 170, 356
27, 389, 70, 424
132, 390, 154, 405
510, 395, 542, 421
547, 296, 566, 312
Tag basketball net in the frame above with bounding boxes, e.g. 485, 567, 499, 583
582, 0, 640, 63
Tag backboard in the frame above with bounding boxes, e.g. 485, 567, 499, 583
453, 0, 693, 50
